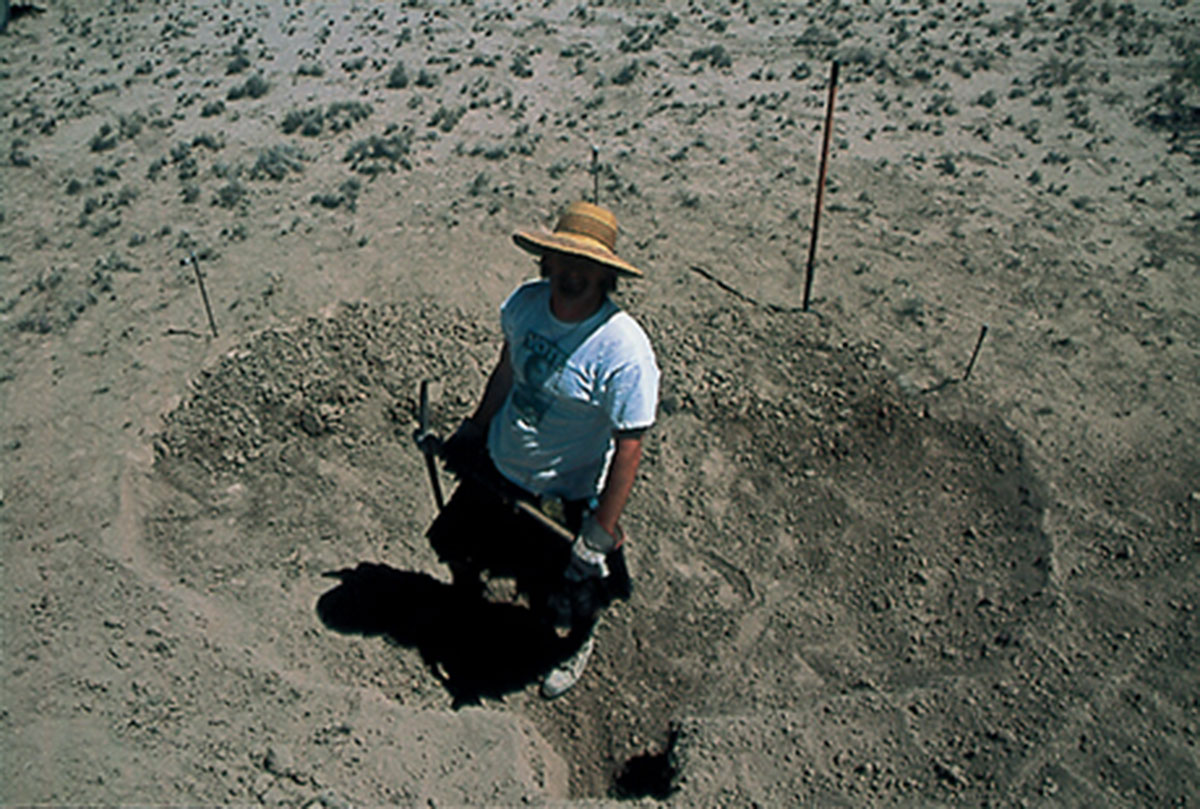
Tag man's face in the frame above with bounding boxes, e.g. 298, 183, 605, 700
545, 253, 612, 301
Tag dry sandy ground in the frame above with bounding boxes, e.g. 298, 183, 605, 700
2, 0, 1198, 805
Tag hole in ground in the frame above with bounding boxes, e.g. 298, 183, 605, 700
612, 728, 680, 801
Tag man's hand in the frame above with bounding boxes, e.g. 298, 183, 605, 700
440, 418, 486, 476
563, 515, 617, 581
549, 515, 621, 630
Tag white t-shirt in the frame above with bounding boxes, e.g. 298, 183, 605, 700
488, 280, 660, 500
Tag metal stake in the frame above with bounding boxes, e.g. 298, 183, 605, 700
963, 323, 989, 381
189, 251, 219, 338
591, 144, 600, 204
802, 60, 840, 313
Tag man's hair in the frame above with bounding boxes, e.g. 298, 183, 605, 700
539, 254, 618, 293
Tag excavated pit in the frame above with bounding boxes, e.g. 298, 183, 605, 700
152, 296, 1052, 799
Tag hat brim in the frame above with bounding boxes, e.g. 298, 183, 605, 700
513, 229, 643, 278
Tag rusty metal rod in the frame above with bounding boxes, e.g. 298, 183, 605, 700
963, 323, 989, 381
189, 251, 218, 338
802, 60, 840, 313
591, 144, 600, 204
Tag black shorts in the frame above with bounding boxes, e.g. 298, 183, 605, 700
426, 458, 631, 618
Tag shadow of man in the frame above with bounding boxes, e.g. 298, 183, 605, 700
316, 562, 581, 708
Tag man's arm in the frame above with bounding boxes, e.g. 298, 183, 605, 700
469, 341, 513, 428
591, 430, 645, 544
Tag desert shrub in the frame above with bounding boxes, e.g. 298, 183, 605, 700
1180, 41, 1200, 88
342, 56, 367, 73
297, 62, 325, 77
895, 297, 926, 321
689, 44, 732, 69
91, 215, 121, 237
429, 104, 467, 133
325, 101, 373, 132
311, 192, 342, 209
114, 186, 139, 207
193, 132, 225, 151
118, 113, 145, 140
90, 124, 118, 152
214, 181, 247, 208
1034, 56, 1083, 88
227, 74, 269, 100
619, 15, 678, 53
96, 251, 141, 274
975, 89, 998, 107
345, 129, 413, 174
201, 100, 226, 117
226, 49, 251, 75
470, 144, 509, 161
93, 166, 119, 186
612, 60, 639, 85
925, 94, 958, 115
310, 178, 362, 211
282, 107, 324, 136
386, 62, 409, 88
1142, 37, 1199, 130
510, 52, 533, 78
468, 172, 490, 196
177, 157, 198, 180
414, 68, 439, 88
10, 140, 32, 167
249, 145, 306, 180
282, 102, 372, 136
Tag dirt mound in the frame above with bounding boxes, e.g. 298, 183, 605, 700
151, 288, 1054, 800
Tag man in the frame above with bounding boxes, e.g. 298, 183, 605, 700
427, 200, 660, 698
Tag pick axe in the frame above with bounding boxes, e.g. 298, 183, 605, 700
412, 380, 573, 542
414, 380, 445, 510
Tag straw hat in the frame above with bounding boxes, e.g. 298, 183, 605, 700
512, 201, 643, 278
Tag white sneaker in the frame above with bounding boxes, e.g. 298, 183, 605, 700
541, 636, 595, 699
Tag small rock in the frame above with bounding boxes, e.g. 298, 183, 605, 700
265, 744, 295, 776
251, 772, 274, 799
933, 759, 966, 787
299, 410, 325, 436
260, 784, 290, 806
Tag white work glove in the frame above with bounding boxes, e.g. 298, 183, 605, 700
564, 515, 617, 581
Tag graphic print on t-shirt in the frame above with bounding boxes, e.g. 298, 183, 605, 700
511, 331, 568, 424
